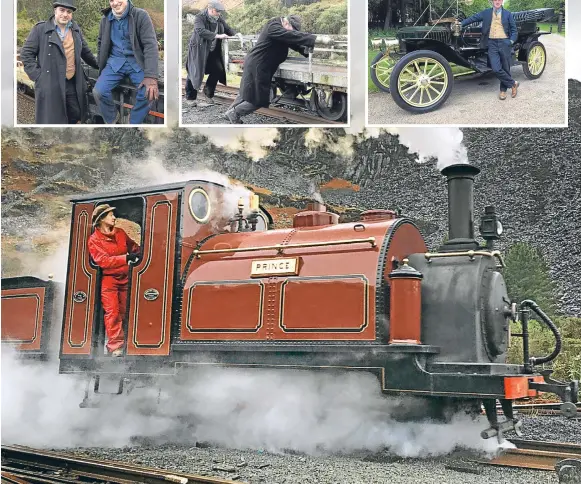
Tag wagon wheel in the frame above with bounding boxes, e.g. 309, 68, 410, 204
370, 51, 396, 93
313, 89, 347, 122
389, 50, 454, 114
523, 41, 547, 80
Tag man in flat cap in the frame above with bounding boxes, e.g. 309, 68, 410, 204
88, 204, 140, 357
185, 0, 238, 104
93, 0, 160, 124
20, 0, 99, 124
224, 15, 316, 123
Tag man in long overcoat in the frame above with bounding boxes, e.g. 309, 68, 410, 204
93, 0, 159, 124
185, 1, 237, 103
224, 15, 316, 124
20, 0, 99, 124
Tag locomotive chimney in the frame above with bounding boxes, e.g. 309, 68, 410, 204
440, 164, 480, 252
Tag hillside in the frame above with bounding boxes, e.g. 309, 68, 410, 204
2, 81, 580, 314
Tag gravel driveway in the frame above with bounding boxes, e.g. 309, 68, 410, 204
368, 34, 566, 126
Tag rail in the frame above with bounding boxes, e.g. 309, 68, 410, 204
181, 80, 344, 125
424, 250, 506, 268
1, 445, 239, 484
480, 440, 581, 471
193, 237, 377, 258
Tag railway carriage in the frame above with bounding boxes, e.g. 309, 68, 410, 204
2, 166, 578, 442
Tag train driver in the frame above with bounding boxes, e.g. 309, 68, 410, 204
88, 204, 140, 357
223, 15, 317, 124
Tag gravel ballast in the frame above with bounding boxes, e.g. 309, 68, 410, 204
51, 414, 580, 484
181, 97, 294, 125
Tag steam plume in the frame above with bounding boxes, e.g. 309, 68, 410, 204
2, 351, 502, 457
385, 128, 468, 170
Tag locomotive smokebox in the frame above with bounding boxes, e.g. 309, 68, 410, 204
440, 164, 481, 252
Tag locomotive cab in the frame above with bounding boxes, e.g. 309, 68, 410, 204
58, 180, 272, 371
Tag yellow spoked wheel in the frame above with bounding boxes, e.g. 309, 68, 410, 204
523, 41, 547, 80
389, 50, 454, 113
370, 51, 396, 93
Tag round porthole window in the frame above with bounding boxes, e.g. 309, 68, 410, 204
255, 212, 269, 232
189, 188, 211, 223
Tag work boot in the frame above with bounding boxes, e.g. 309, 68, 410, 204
224, 109, 243, 124
203, 87, 215, 105
111, 349, 123, 357
511, 81, 519, 98
499, 91, 507, 100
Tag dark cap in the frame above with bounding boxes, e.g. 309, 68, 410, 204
53, 0, 76, 11
208, 0, 226, 11
92, 204, 116, 227
288, 15, 302, 31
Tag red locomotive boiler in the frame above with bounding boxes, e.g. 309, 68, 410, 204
2, 165, 578, 441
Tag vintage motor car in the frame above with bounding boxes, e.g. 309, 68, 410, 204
370, 1, 555, 113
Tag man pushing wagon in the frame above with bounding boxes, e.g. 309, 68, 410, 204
223, 15, 317, 124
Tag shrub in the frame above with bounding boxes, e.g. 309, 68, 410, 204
508, 317, 581, 385
503, 242, 559, 318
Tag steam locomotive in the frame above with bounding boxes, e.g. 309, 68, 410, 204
2, 165, 578, 442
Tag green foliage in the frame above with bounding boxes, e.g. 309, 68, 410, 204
503, 242, 559, 318
227, 0, 347, 35
462, 0, 494, 16
509, 0, 563, 14
508, 317, 581, 384
17, 8, 36, 46
16, 0, 164, 48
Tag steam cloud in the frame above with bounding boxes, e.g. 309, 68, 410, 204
385, 127, 469, 170
2, 348, 502, 457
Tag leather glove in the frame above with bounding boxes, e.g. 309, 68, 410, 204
138, 77, 159, 101
126, 253, 140, 264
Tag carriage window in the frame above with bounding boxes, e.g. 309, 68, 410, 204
189, 188, 211, 223
255, 212, 269, 232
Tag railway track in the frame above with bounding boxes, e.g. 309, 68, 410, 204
1, 445, 239, 484
183, 81, 344, 125
501, 402, 581, 417
481, 440, 581, 471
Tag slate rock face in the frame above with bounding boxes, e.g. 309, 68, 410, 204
1, 81, 580, 313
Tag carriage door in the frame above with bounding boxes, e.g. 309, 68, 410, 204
125, 192, 179, 356
61, 203, 99, 356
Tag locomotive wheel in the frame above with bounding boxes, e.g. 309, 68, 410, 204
523, 41, 547, 79
313, 89, 347, 122
370, 51, 396, 93
389, 50, 454, 113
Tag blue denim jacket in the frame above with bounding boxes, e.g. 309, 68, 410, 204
107, 5, 141, 73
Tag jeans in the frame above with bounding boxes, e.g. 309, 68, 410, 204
93, 62, 150, 124
488, 39, 516, 92
65, 77, 81, 124
227, 92, 259, 118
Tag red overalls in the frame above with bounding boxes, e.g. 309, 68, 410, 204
88, 228, 139, 353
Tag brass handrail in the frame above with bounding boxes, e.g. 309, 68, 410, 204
193, 237, 377, 259
424, 250, 506, 268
